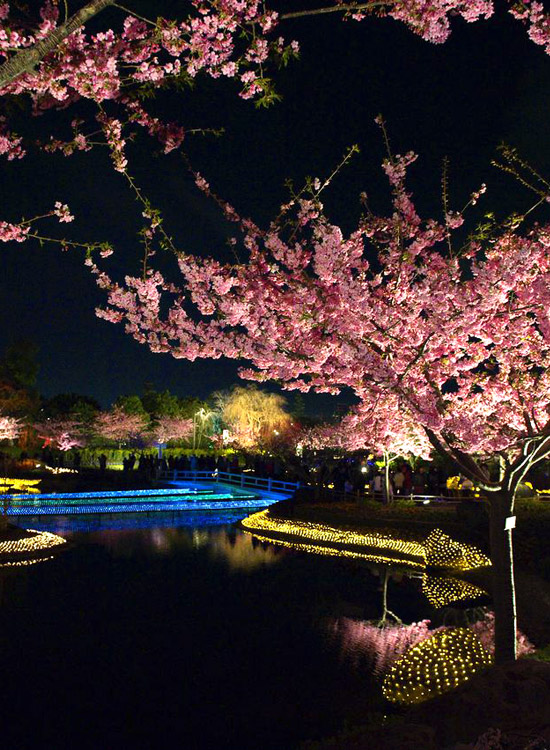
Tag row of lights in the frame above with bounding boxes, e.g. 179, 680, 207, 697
0, 555, 55, 568
245, 529, 427, 568
8, 498, 273, 516
3, 487, 243, 501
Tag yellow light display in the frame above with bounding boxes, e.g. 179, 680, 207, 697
242, 511, 490, 572
0, 478, 41, 494
0, 555, 55, 568
241, 510, 426, 566
246, 529, 427, 568
424, 529, 490, 571
42, 464, 78, 474
0, 529, 66, 557
421, 574, 488, 608
382, 628, 493, 704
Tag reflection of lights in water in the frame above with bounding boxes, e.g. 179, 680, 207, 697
0, 555, 55, 568
244, 528, 426, 568
382, 628, 492, 704
151, 528, 170, 552
0, 478, 41, 494
207, 531, 280, 570
192, 529, 210, 549
327, 617, 436, 677
242, 511, 426, 566
421, 574, 488, 608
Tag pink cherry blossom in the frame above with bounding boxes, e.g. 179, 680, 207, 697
0, 414, 21, 441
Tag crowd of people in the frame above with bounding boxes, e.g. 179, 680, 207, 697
12, 446, 546, 500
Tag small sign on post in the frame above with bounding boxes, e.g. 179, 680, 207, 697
505, 516, 516, 531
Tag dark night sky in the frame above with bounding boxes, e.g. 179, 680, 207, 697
2, 1, 550, 412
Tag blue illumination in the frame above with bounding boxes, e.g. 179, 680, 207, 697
3, 481, 281, 516
7, 498, 273, 515
5, 487, 218, 501
13, 511, 251, 533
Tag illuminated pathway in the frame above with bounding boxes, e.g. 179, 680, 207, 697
3, 485, 279, 516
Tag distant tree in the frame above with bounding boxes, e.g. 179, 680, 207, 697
114, 394, 148, 418
42, 392, 100, 423
0, 414, 21, 441
35, 417, 86, 451
141, 386, 184, 419
149, 416, 193, 445
177, 396, 208, 420
94, 405, 148, 445
290, 393, 306, 421
0, 340, 40, 418
0, 340, 39, 389
219, 386, 291, 451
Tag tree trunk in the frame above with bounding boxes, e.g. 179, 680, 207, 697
488, 491, 517, 663
0, 0, 115, 89
383, 450, 391, 505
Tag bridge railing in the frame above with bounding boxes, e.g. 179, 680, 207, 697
162, 470, 300, 495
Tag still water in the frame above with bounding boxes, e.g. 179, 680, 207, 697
1, 513, 453, 750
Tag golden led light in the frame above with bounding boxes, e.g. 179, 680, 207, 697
382, 628, 492, 704
242, 510, 426, 564
424, 529, 490, 571
246, 529, 427, 568
43, 464, 78, 474
0, 529, 66, 557
242, 512, 490, 572
0, 555, 55, 568
421, 574, 488, 608
0, 478, 41, 494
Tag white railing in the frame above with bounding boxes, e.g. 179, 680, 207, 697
162, 469, 300, 495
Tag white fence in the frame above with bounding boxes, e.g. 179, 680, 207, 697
163, 470, 300, 495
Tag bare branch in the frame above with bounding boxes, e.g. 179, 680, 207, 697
280, 2, 386, 21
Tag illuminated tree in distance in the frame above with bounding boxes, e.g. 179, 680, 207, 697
0, 414, 20, 441
94, 405, 147, 445
149, 416, 193, 445
35, 417, 85, 450
217, 385, 291, 451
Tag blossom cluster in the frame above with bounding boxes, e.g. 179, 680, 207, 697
92, 137, 550, 488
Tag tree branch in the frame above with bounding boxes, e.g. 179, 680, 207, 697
424, 427, 491, 485
0, 0, 115, 90
280, 3, 386, 21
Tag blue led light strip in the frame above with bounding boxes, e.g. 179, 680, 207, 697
3, 487, 222, 501
9, 492, 256, 507
8, 498, 274, 515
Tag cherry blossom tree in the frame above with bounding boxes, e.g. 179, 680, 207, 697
94, 405, 148, 445
0, 413, 20, 441
35, 417, 86, 450
92, 127, 550, 662
149, 415, 193, 445
0, 1, 550, 249
301, 395, 433, 500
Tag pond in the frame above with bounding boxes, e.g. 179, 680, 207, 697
0, 513, 485, 750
